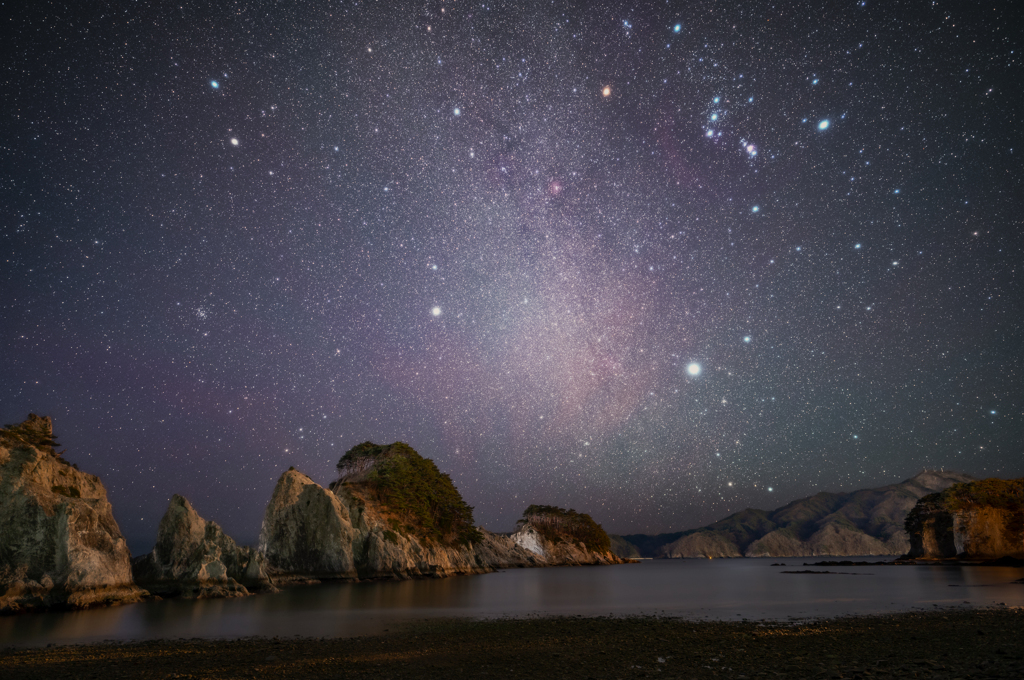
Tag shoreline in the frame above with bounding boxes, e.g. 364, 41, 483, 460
2, 608, 1022, 679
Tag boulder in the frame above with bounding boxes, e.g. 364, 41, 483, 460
0, 415, 146, 613
132, 494, 273, 598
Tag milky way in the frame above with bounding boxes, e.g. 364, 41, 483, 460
2, 1, 1020, 549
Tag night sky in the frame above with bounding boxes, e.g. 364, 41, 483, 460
2, 1, 1021, 552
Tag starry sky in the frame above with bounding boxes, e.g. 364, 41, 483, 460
2, 0, 1021, 552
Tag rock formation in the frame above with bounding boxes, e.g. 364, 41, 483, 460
259, 442, 621, 581
614, 470, 975, 559
904, 478, 1023, 560
511, 505, 621, 565
260, 468, 360, 581
0, 415, 146, 613
132, 494, 273, 598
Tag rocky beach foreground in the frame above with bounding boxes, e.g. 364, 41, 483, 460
2, 608, 1022, 679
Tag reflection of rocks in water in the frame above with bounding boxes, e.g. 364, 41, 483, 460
781, 570, 873, 575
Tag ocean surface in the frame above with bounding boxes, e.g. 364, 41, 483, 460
3, 558, 1022, 648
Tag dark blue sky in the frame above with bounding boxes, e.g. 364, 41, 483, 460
3, 0, 1020, 553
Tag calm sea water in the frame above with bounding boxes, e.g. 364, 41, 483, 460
3, 558, 1022, 647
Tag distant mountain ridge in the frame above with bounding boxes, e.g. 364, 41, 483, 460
613, 470, 975, 559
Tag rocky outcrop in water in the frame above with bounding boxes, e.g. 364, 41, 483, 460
904, 478, 1023, 560
260, 468, 360, 581
259, 442, 621, 581
615, 470, 975, 559
0, 415, 146, 613
132, 494, 274, 598
511, 505, 621, 565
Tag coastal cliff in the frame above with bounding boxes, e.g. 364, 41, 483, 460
0, 415, 146, 613
615, 470, 975, 559
904, 478, 1023, 560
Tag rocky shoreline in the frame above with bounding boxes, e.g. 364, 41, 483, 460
1, 608, 1022, 678
2, 418, 623, 613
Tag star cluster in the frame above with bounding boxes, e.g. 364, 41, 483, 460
1, 1, 1020, 548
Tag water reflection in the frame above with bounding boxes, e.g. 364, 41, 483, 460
2, 559, 1021, 647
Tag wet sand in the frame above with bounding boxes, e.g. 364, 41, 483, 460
2, 608, 1021, 679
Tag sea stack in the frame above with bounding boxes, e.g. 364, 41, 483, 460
132, 494, 274, 598
0, 415, 146, 613
259, 467, 361, 581
511, 505, 621, 565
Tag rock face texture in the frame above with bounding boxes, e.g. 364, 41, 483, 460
905, 478, 1023, 560
259, 442, 621, 581
132, 495, 273, 598
0, 415, 146, 613
260, 468, 360, 580
615, 470, 975, 559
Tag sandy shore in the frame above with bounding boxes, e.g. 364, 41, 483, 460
1, 608, 1022, 679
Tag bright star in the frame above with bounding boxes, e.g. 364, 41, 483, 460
818, 119, 830, 130
431, 306, 442, 317
743, 336, 751, 343
687, 363, 701, 376
673, 24, 681, 33
711, 113, 718, 121
751, 206, 759, 213
210, 80, 219, 89
230, 138, 238, 146
713, 97, 720, 104
453, 107, 460, 116
855, 243, 862, 249
602, 86, 611, 97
